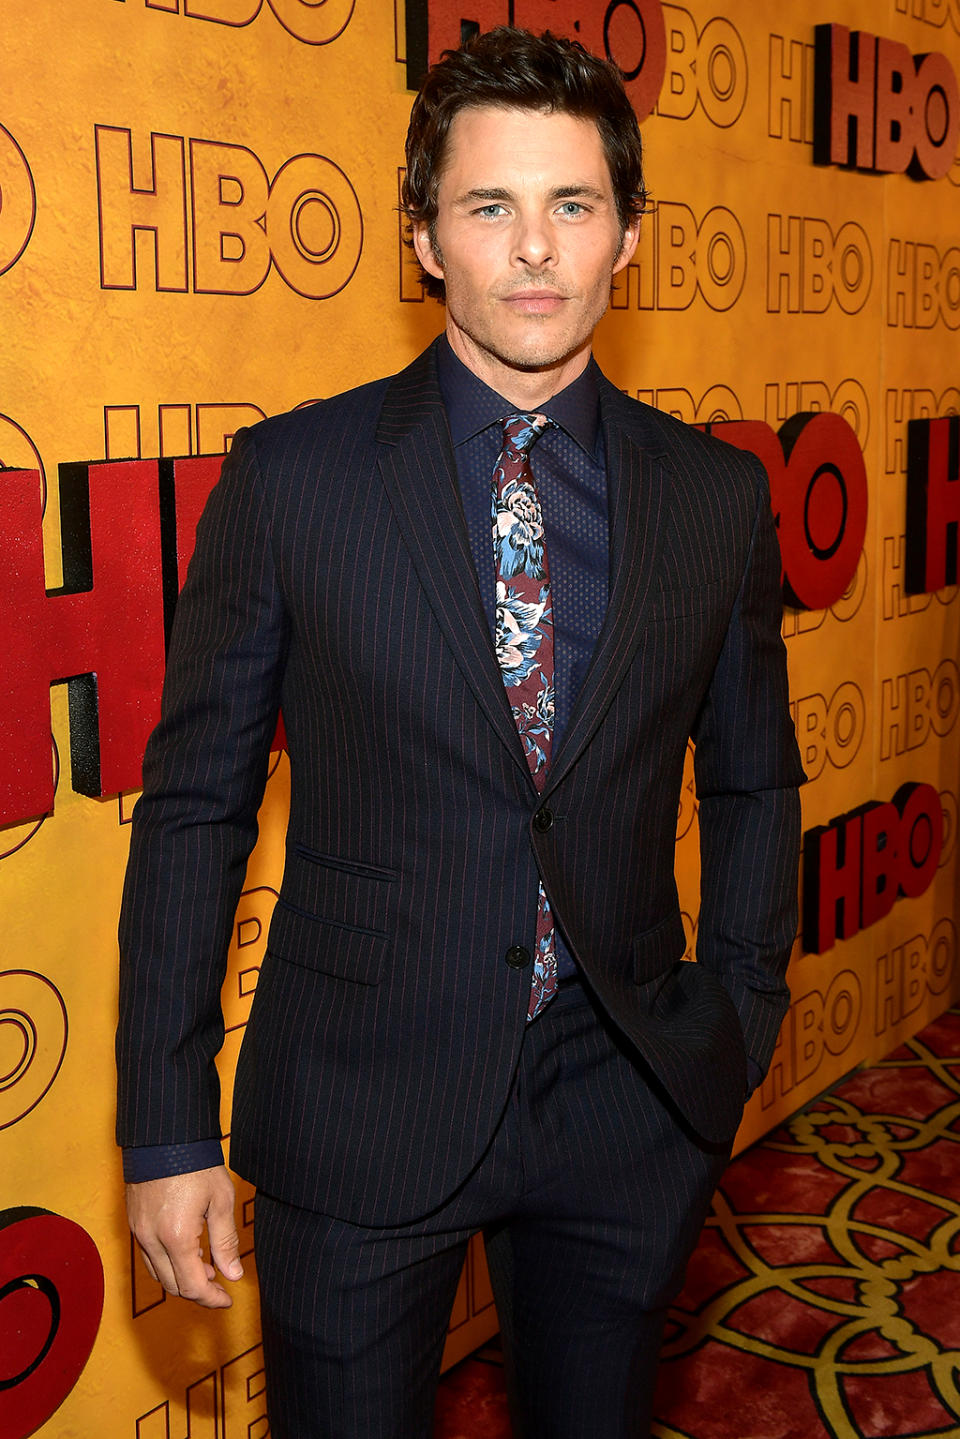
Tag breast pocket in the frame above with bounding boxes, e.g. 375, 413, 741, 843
648, 577, 725, 623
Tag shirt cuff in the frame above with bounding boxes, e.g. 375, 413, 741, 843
122, 1139, 225, 1183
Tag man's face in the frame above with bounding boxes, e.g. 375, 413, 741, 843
412, 105, 639, 400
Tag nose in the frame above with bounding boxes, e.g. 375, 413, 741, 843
511, 211, 557, 270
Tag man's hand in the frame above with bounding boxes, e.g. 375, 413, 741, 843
126, 1165, 243, 1309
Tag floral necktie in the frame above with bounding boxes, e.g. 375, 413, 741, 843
492, 413, 557, 1020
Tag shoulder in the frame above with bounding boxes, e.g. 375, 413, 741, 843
599, 374, 763, 488
239, 372, 393, 471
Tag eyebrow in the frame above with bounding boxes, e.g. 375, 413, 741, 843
454, 183, 609, 206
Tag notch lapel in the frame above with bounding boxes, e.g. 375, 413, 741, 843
376, 346, 532, 780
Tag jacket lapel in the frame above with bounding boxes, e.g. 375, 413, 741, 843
376, 347, 671, 793
376, 344, 532, 779
544, 380, 669, 795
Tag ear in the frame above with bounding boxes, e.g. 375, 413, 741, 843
612, 216, 641, 276
411, 220, 444, 281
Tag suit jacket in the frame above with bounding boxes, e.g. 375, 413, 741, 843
117, 340, 803, 1226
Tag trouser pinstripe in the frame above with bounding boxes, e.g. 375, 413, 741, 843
253, 981, 732, 1438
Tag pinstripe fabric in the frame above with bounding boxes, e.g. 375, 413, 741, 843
254, 985, 727, 1438
116, 338, 803, 1227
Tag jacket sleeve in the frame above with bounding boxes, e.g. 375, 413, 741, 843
691, 454, 805, 1082
116, 428, 289, 1148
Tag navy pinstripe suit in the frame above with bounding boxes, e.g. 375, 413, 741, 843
117, 338, 802, 1428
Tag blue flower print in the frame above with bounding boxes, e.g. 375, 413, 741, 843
495, 581, 550, 687
511, 675, 554, 774
492, 476, 546, 579
528, 894, 557, 1011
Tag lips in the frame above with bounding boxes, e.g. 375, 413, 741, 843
501, 290, 568, 314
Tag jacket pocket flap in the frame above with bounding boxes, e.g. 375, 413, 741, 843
631, 909, 687, 984
280, 847, 395, 934
269, 902, 387, 985
649, 578, 724, 622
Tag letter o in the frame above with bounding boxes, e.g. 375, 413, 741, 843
912, 51, 960, 180
826, 681, 865, 768
697, 18, 747, 127
830, 550, 868, 623
600, 0, 667, 121
830, 378, 871, 449
925, 917, 956, 995
777, 411, 868, 610
938, 246, 960, 330
832, 222, 873, 315
895, 782, 943, 899
930, 658, 960, 736
268, 0, 355, 45
0, 972, 67, 1130
695, 207, 746, 310
0, 1209, 103, 1434
0, 125, 36, 276
696, 384, 743, 423
823, 969, 861, 1056
937, 788, 957, 870
266, 155, 362, 298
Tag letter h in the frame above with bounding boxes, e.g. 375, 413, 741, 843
0, 461, 167, 825
814, 24, 877, 169
906, 414, 960, 592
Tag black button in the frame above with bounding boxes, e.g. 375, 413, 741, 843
533, 807, 554, 832
505, 945, 532, 969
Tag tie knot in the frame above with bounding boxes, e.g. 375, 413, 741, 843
502, 413, 551, 455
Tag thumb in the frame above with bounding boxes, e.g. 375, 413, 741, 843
207, 1184, 244, 1282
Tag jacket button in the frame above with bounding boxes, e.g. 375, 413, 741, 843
533, 807, 554, 832
505, 945, 532, 969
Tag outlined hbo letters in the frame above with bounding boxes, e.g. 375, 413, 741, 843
656, 7, 748, 127
141, 0, 354, 46
95, 127, 363, 299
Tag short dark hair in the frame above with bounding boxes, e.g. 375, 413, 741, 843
402, 27, 647, 301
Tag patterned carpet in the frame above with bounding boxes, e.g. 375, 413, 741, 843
434, 1006, 960, 1439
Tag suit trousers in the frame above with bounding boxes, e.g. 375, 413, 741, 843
253, 980, 733, 1439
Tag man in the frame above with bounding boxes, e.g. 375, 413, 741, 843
118, 27, 803, 1439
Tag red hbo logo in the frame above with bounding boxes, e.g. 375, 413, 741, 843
815, 24, 960, 179
0, 125, 36, 276
709, 411, 869, 612
408, 0, 667, 120
0, 1208, 104, 1439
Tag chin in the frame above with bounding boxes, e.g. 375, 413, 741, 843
493, 334, 581, 372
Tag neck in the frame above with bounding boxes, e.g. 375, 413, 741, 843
444, 324, 591, 408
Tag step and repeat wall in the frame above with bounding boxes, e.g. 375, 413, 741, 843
1, 2, 958, 1435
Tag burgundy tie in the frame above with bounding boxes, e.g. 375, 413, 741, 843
492, 414, 557, 1020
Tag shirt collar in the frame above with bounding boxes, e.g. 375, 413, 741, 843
436, 333, 601, 462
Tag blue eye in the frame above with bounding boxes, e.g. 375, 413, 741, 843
559, 202, 584, 216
